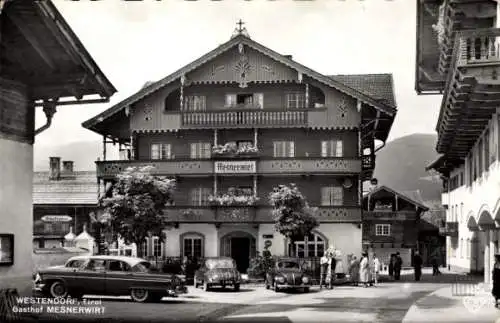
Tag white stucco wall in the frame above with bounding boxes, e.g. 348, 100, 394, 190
0, 138, 34, 296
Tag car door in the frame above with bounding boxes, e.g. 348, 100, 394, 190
77, 259, 107, 295
104, 260, 132, 295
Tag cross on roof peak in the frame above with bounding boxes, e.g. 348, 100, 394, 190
231, 19, 250, 39
236, 19, 245, 32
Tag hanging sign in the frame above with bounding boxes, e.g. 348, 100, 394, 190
214, 161, 256, 174
41, 215, 72, 223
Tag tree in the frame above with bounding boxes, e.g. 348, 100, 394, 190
99, 166, 176, 257
269, 184, 319, 250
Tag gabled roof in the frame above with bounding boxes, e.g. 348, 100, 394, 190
363, 185, 429, 211
83, 34, 396, 131
33, 171, 98, 205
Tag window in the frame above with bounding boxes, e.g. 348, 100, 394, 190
375, 224, 391, 236
226, 93, 264, 108
182, 234, 203, 260
107, 260, 131, 272
183, 95, 206, 111
288, 232, 325, 258
225, 94, 237, 107
151, 143, 172, 160
467, 238, 471, 259
321, 140, 343, 157
286, 93, 306, 109
190, 187, 212, 206
190, 142, 211, 159
484, 130, 490, 170
42, 222, 70, 235
460, 239, 464, 258
152, 236, 163, 257
478, 139, 483, 175
321, 186, 343, 206
141, 239, 148, 257
86, 259, 106, 271
273, 141, 295, 157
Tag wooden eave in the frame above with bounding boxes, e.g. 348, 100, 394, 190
1, 0, 116, 101
425, 154, 463, 177
82, 34, 396, 136
363, 185, 429, 212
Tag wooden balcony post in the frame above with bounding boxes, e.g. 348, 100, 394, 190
130, 133, 135, 160
305, 83, 309, 108
254, 128, 258, 147
102, 136, 107, 161
395, 195, 399, 211
214, 129, 218, 146
214, 175, 218, 195
180, 75, 185, 110
253, 175, 257, 196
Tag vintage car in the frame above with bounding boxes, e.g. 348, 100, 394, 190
34, 255, 187, 302
194, 257, 241, 291
265, 258, 312, 292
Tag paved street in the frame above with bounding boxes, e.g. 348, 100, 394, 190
22, 270, 493, 323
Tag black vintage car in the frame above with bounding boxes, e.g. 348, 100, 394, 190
194, 257, 241, 291
265, 258, 312, 292
34, 255, 187, 303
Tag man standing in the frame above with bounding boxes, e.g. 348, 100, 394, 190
413, 251, 423, 281
372, 253, 381, 285
394, 252, 402, 281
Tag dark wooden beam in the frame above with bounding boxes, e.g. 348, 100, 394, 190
7, 13, 56, 70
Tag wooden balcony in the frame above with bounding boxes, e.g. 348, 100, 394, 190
439, 221, 458, 237
165, 205, 361, 224
363, 211, 417, 221
96, 157, 362, 179
181, 108, 308, 128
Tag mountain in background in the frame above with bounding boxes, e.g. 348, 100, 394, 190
374, 133, 442, 204
34, 134, 443, 206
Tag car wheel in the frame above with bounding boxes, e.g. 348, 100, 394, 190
234, 283, 240, 292
265, 281, 270, 290
203, 281, 211, 292
130, 288, 149, 303
273, 281, 280, 292
303, 287, 310, 293
49, 281, 68, 298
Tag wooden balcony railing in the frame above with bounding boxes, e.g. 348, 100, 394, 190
363, 211, 417, 221
456, 28, 500, 67
96, 157, 362, 179
164, 205, 361, 223
181, 108, 308, 128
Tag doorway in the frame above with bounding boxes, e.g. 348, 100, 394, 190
231, 237, 250, 273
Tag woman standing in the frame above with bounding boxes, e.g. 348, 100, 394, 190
359, 252, 370, 288
349, 256, 360, 286
388, 254, 395, 280
492, 254, 500, 308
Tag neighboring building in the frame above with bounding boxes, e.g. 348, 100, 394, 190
362, 185, 429, 267
33, 158, 97, 249
416, 0, 500, 284
0, 0, 115, 297
82, 24, 396, 273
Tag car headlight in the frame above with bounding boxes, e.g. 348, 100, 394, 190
276, 276, 285, 283
34, 273, 42, 284
212, 275, 219, 280
302, 276, 310, 284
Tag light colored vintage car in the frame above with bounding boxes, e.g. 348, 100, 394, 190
34, 255, 187, 303
194, 257, 242, 291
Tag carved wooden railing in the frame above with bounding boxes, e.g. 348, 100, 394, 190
181, 108, 308, 128
163, 205, 361, 223
363, 211, 417, 221
96, 157, 361, 178
456, 28, 500, 66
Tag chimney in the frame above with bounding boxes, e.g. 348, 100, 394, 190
49, 157, 61, 180
284, 55, 293, 60
62, 161, 74, 176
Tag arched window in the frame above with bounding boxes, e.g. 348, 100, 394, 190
180, 232, 204, 260
288, 232, 326, 258
466, 238, 471, 259
460, 238, 464, 258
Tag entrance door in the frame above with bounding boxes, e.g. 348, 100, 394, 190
231, 237, 250, 273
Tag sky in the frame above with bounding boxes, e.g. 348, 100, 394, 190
34, 0, 442, 148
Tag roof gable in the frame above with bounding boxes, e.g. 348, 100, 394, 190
83, 34, 396, 130
363, 185, 429, 211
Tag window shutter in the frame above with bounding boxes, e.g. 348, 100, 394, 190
321, 141, 328, 157
320, 187, 329, 206
253, 93, 264, 108
289, 141, 295, 157
190, 143, 197, 159
336, 140, 343, 157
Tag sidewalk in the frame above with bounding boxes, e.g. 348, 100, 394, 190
403, 285, 500, 323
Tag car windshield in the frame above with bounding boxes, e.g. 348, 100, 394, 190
278, 261, 300, 269
206, 259, 235, 270
132, 261, 151, 273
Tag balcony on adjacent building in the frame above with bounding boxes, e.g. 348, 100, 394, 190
363, 211, 417, 221
439, 221, 458, 237
96, 157, 362, 179
165, 205, 361, 224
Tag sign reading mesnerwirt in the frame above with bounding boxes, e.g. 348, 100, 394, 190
41, 215, 72, 223
214, 161, 256, 174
